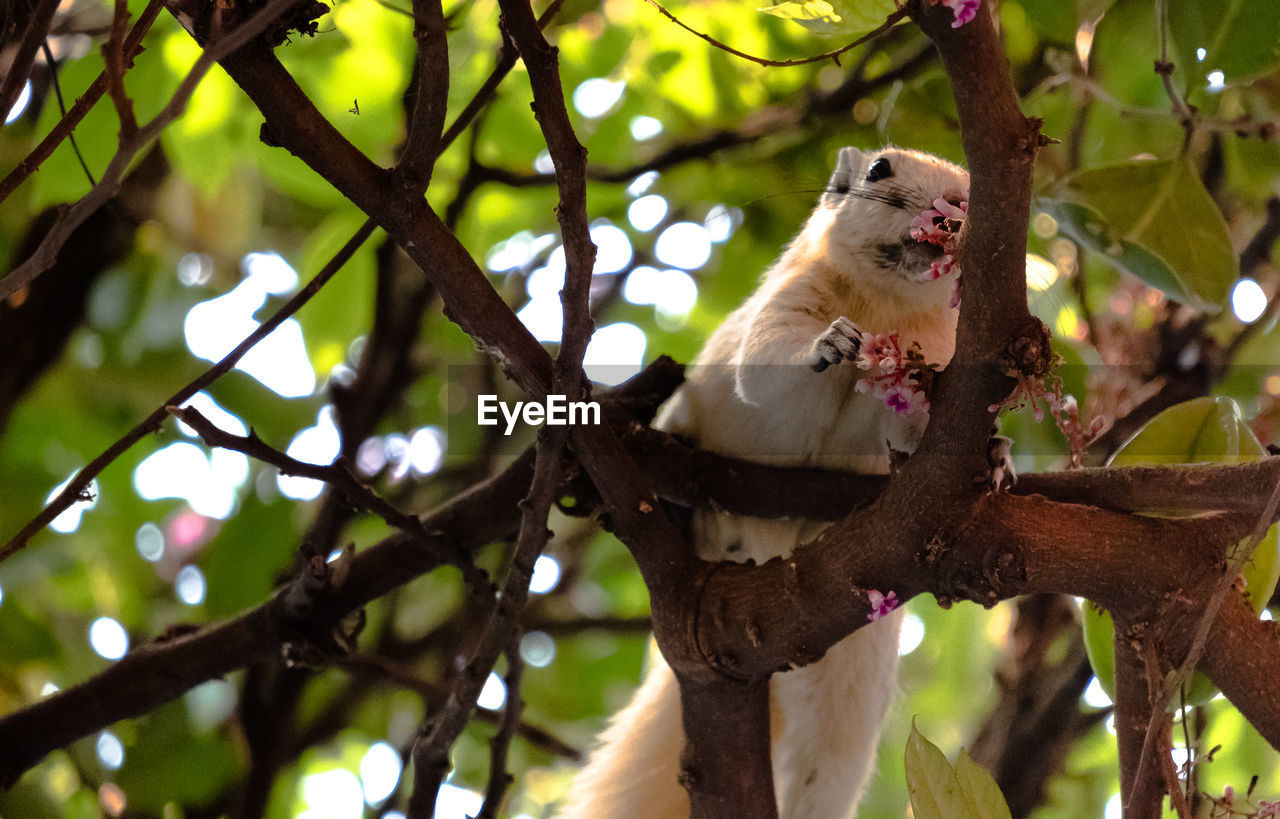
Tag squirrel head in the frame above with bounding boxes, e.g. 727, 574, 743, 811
809, 146, 969, 309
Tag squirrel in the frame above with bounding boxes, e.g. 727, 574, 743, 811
557, 146, 971, 819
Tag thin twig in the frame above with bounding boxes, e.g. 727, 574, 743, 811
334, 653, 581, 760
1153, 0, 1196, 141
643, 0, 909, 68
38, 40, 97, 187
405, 427, 566, 817
0, 220, 377, 562
1137, 640, 1191, 818
0, 0, 302, 303
102, 0, 139, 136
0, 0, 164, 204
477, 640, 525, 819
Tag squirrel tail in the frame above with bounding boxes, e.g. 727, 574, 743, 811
555, 653, 689, 819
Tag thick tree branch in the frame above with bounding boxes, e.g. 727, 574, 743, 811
1114, 633, 1164, 819
909, 0, 1047, 469
1200, 595, 1280, 750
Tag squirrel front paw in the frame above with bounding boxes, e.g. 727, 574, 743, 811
809, 317, 863, 372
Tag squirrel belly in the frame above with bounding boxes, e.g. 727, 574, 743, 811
556, 147, 969, 819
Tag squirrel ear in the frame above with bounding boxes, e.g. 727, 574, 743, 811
821, 147, 865, 207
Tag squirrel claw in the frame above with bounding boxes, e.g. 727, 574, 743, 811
809, 317, 863, 372
986, 434, 1017, 491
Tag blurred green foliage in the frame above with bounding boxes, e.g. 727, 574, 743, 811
1, 0, 1279, 816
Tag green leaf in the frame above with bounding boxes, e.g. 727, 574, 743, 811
1012, 0, 1077, 43
1044, 157, 1237, 308
1038, 199, 1194, 305
1082, 397, 1280, 705
1169, 0, 1280, 87
1108, 395, 1264, 465
906, 720, 969, 819
955, 749, 1014, 819
759, 0, 898, 37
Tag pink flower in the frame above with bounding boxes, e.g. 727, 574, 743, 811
884, 385, 929, 415
867, 589, 899, 621
1257, 800, 1280, 818
911, 197, 968, 246
912, 197, 966, 306
849, 332, 931, 416
943, 0, 979, 27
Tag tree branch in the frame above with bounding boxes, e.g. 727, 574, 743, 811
394, 0, 448, 190
642, 0, 908, 68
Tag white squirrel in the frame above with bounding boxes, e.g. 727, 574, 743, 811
558, 146, 971, 819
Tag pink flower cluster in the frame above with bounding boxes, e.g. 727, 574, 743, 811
867, 589, 899, 621
1218, 785, 1280, 817
854, 331, 930, 416
991, 371, 1105, 467
910, 196, 968, 308
942, 0, 979, 27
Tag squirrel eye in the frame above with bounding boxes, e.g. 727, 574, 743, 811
865, 158, 893, 182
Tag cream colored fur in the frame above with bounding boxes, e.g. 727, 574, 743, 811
558, 147, 970, 819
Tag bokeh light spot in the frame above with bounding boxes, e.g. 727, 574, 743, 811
97, 731, 125, 770
1232, 278, 1267, 323
654, 222, 712, 270
520, 631, 556, 668
530, 555, 561, 594
583, 322, 647, 386
628, 195, 668, 232
572, 78, 625, 118
477, 672, 506, 710
360, 742, 403, 805
89, 617, 129, 660
176, 565, 207, 605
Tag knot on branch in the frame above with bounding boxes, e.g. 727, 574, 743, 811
1017, 116, 1057, 151
919, 531, 1025, 609
245, 0, 329, 45
272, 545, 367, 668
999, 317, 1054, 381
173, 0, 329, 48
